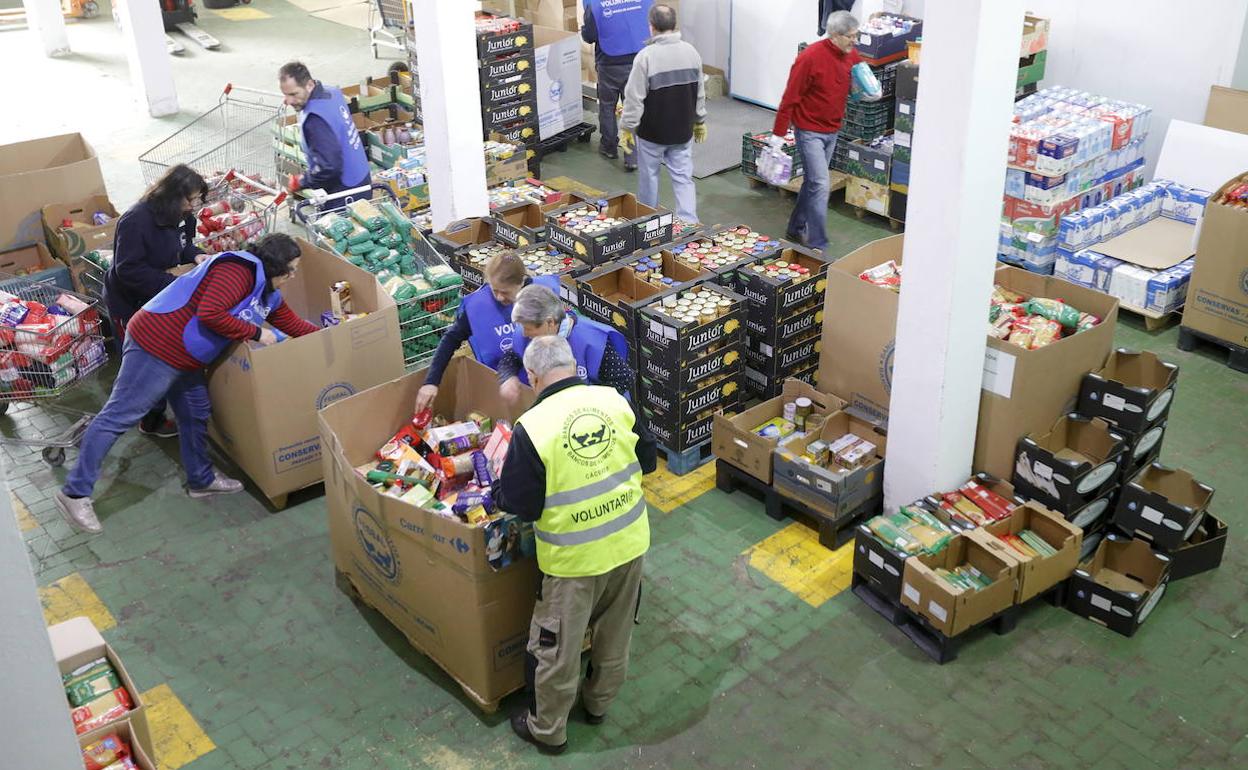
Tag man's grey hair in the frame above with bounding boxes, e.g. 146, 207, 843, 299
649, 4, 677, 32
511, 284, 565, 327
523, 334, 577, 380
825, 10, 859, 38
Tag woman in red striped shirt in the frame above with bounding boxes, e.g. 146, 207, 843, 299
56, 234, 320, 534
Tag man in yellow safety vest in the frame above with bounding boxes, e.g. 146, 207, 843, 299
495, 334, 657, 754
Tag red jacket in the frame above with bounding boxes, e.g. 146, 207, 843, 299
773, 39, 861, 135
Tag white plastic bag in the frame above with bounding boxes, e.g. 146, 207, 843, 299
757, 146, 794, 185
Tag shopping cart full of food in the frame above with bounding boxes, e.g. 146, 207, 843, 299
0, 273, 110, 467
293, 184, 464, 371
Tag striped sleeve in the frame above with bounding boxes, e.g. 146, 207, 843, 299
267, 301, 320, 337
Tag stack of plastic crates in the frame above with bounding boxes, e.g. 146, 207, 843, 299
0, 273, 109, 465
740, 131, 804, 183
835, 61, 901, 171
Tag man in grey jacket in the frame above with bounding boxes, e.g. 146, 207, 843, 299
619, 4, 707, 224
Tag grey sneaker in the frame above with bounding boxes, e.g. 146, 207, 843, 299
187, 469, 244, 498
54, 490, 102, 534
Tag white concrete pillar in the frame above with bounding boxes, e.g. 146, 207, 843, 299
115, 0, 178, 117
411, 0, 490, 230
882, 0, 1024, 510
21, 0, 70, 57
0, 479, 84, 769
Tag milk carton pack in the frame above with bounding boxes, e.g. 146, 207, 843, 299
1058, 208, 1105, 251
1145, 258, 1194, 314
1056, 248, 1123, 292
998, 222, 1017, 261
1005, 167, 1027, 199
1161, 182, 1210, 225
1108, 263, 1153, 309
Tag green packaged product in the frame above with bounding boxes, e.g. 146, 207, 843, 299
346, 254, 367, 267
381, 232, 405, 249
326, 219, 354, 240
378, 201, 413, 234
65, 667, 122, 708
346, 229, 375, 246
1025, 298, 1081, 329
333, 238, 349, 254
347, 240, 377, 256
366, 246, 391, 263
380, 252, 401, 268
392, 283, 419, 302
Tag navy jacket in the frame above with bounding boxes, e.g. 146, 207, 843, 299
103, 200, 201, 322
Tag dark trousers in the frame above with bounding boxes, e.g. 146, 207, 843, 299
596, 60, 636, 164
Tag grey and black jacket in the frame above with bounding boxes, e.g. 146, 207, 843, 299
620, 32, 707, 146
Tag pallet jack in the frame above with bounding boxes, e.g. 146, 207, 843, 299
160, 0, 221, 54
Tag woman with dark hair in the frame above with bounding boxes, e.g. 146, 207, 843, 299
56, 234, 320, 534
104, 163, 211, 438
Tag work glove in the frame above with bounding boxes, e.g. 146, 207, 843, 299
620, 129, 636, 155
693, 122, 707, 143
767, 133, 786, 150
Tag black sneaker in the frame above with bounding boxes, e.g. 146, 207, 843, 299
510, 711, 568, 755
584, 708, 605, 725
139, 417, 178, 438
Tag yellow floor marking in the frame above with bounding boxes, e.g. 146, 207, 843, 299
143, 683, 217, 770
743, 521, 854, 608
212, 6, 270, 19
39, 573, 117, 631
542, 175, 606, 199
12, 495, 38, 532
643, 457, 715, 513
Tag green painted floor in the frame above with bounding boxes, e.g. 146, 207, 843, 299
6, 8, 1248, 769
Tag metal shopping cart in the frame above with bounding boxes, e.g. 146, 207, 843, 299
0, 274, 109, 467
294, 184, 463, 371
194, 170, 288, 253
139, 84, 284, 189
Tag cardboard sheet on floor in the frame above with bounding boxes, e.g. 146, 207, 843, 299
1091, 217, 1195, 270
1155, 120, 1248, 193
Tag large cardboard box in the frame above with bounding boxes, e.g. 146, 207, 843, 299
48, 617, 152, 755
900, 530, 1020, 638
318, 357, 539, 707
1066, 534, 1170, 637
0, 242, 73, 290
41, 195, 120, 263
1184, 172, 1248, 347
79, 718, 156, 770
712, 379, 842, 483
207, 239, 404, 506
0, 133, 106, 251
534, 26, 584, 141
1203, 85, 1248, 135
982, 501, 1082, 603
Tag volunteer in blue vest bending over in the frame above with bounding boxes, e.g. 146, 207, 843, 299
54, 235, 320, 535
279, 61, 372, 198
496, 284, 632, 408
414, 253, 561, 412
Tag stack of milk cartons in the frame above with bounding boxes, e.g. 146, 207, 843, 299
1054, 180, 1208, 314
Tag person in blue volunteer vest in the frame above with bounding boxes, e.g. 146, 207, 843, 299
496, 284, 633, 407
279, 61, 372, 198
582, 0, 654, 171
54, 235, 320, 535
415, 253, 562, 412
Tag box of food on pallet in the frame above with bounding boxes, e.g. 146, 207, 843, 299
641, 342, 742, 398
900, 529, 1020, 638
744, 333, 820, 383
844, 135, 894, 186
745, 361, 818, 400
485, 142, 531, 189
1066, 534, 1169, 637
855, 13, 923, 60
847, 177, 891, 216
669, 226, 782, 287
80, 717, 156, 770
922, 473, 1025, 532
319, 356, 540, 706
1112, 464, 1214, 551
430, 221, 508, 291
490, 201, 547, 248
1184, 172, 1248, 347
493, 118, 539, 146
483, 98, 538, 134
640, 370, 742, 430
479, 49, 537, 91
711, 378, 841, 484
746, 302, 822, 356
635, 282, 745, 371
577, 248, 711, 346
339, 83, 389, 113
855, 502, 957, 603
49, 617, 152, 753
982, 501, 1082, 603
733, 245, 831, 323
1167, 512, 1228, 581
894, 99, 915, 144
1078, 349, 1178, 437
476, 14, 534, 59
546, 193, 673, 264
772, 409, 886, 517
643, 400, 726, 453
1012, 414, 1127, 516
481, 69, 538, 109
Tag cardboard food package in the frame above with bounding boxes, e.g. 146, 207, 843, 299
712, 379, 843, 484
48, 617, 152, 755
546, 193, 674, 265
1012, 414, 1128, 517
79, 718, 156, 770
900, 530, 1020, 638
852, 522, 912, 603
1167, 512, 1228, 581
40, 195, 120, 263
318, 357, 538, 708
534, 26, 584, 141
1066, 534, 1170, 637
577, 248, 711, 355
982, 501, 1082, 603
772, 409, 887, 518
207, 239, 404, 507
1112, 464, 1215, 551
1077, 349, 1178, 437
489, 201, 547, 248
0, 242, 73, 291
733, 245, 831, 326
1184, 172, 1248, 347
0, 133, 106, 252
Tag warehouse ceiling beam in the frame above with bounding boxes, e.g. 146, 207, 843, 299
883, 0, 1025, 510
115, 0, 178, 117
21, 0, 69, 57
411, 0, 491, 230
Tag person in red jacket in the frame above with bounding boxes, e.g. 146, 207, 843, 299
771, 10, 862, 252
55, 234, 319, 534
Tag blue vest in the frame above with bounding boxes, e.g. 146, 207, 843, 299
461, 275, 560, 370
299, 85, 371, 190
512, 313, 629, 389
587, 0, 653, 57
143, 252, 282, 365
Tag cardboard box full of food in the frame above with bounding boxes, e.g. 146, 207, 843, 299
711, 379, 843, 484
900, 530, 1020, 637
48, 617, 151, 754
982, 501, 1082, 603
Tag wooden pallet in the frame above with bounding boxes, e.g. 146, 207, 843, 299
745, 171, 849, 200
1177, 325, 1248, 373
1118, 301, 1179, 332
659, 440, 715, 476
848, 203, 904, 231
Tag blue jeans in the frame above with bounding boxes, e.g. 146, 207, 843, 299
64, 338, 214, 498
636, 137, 698, 223
788, 129, 840, 250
